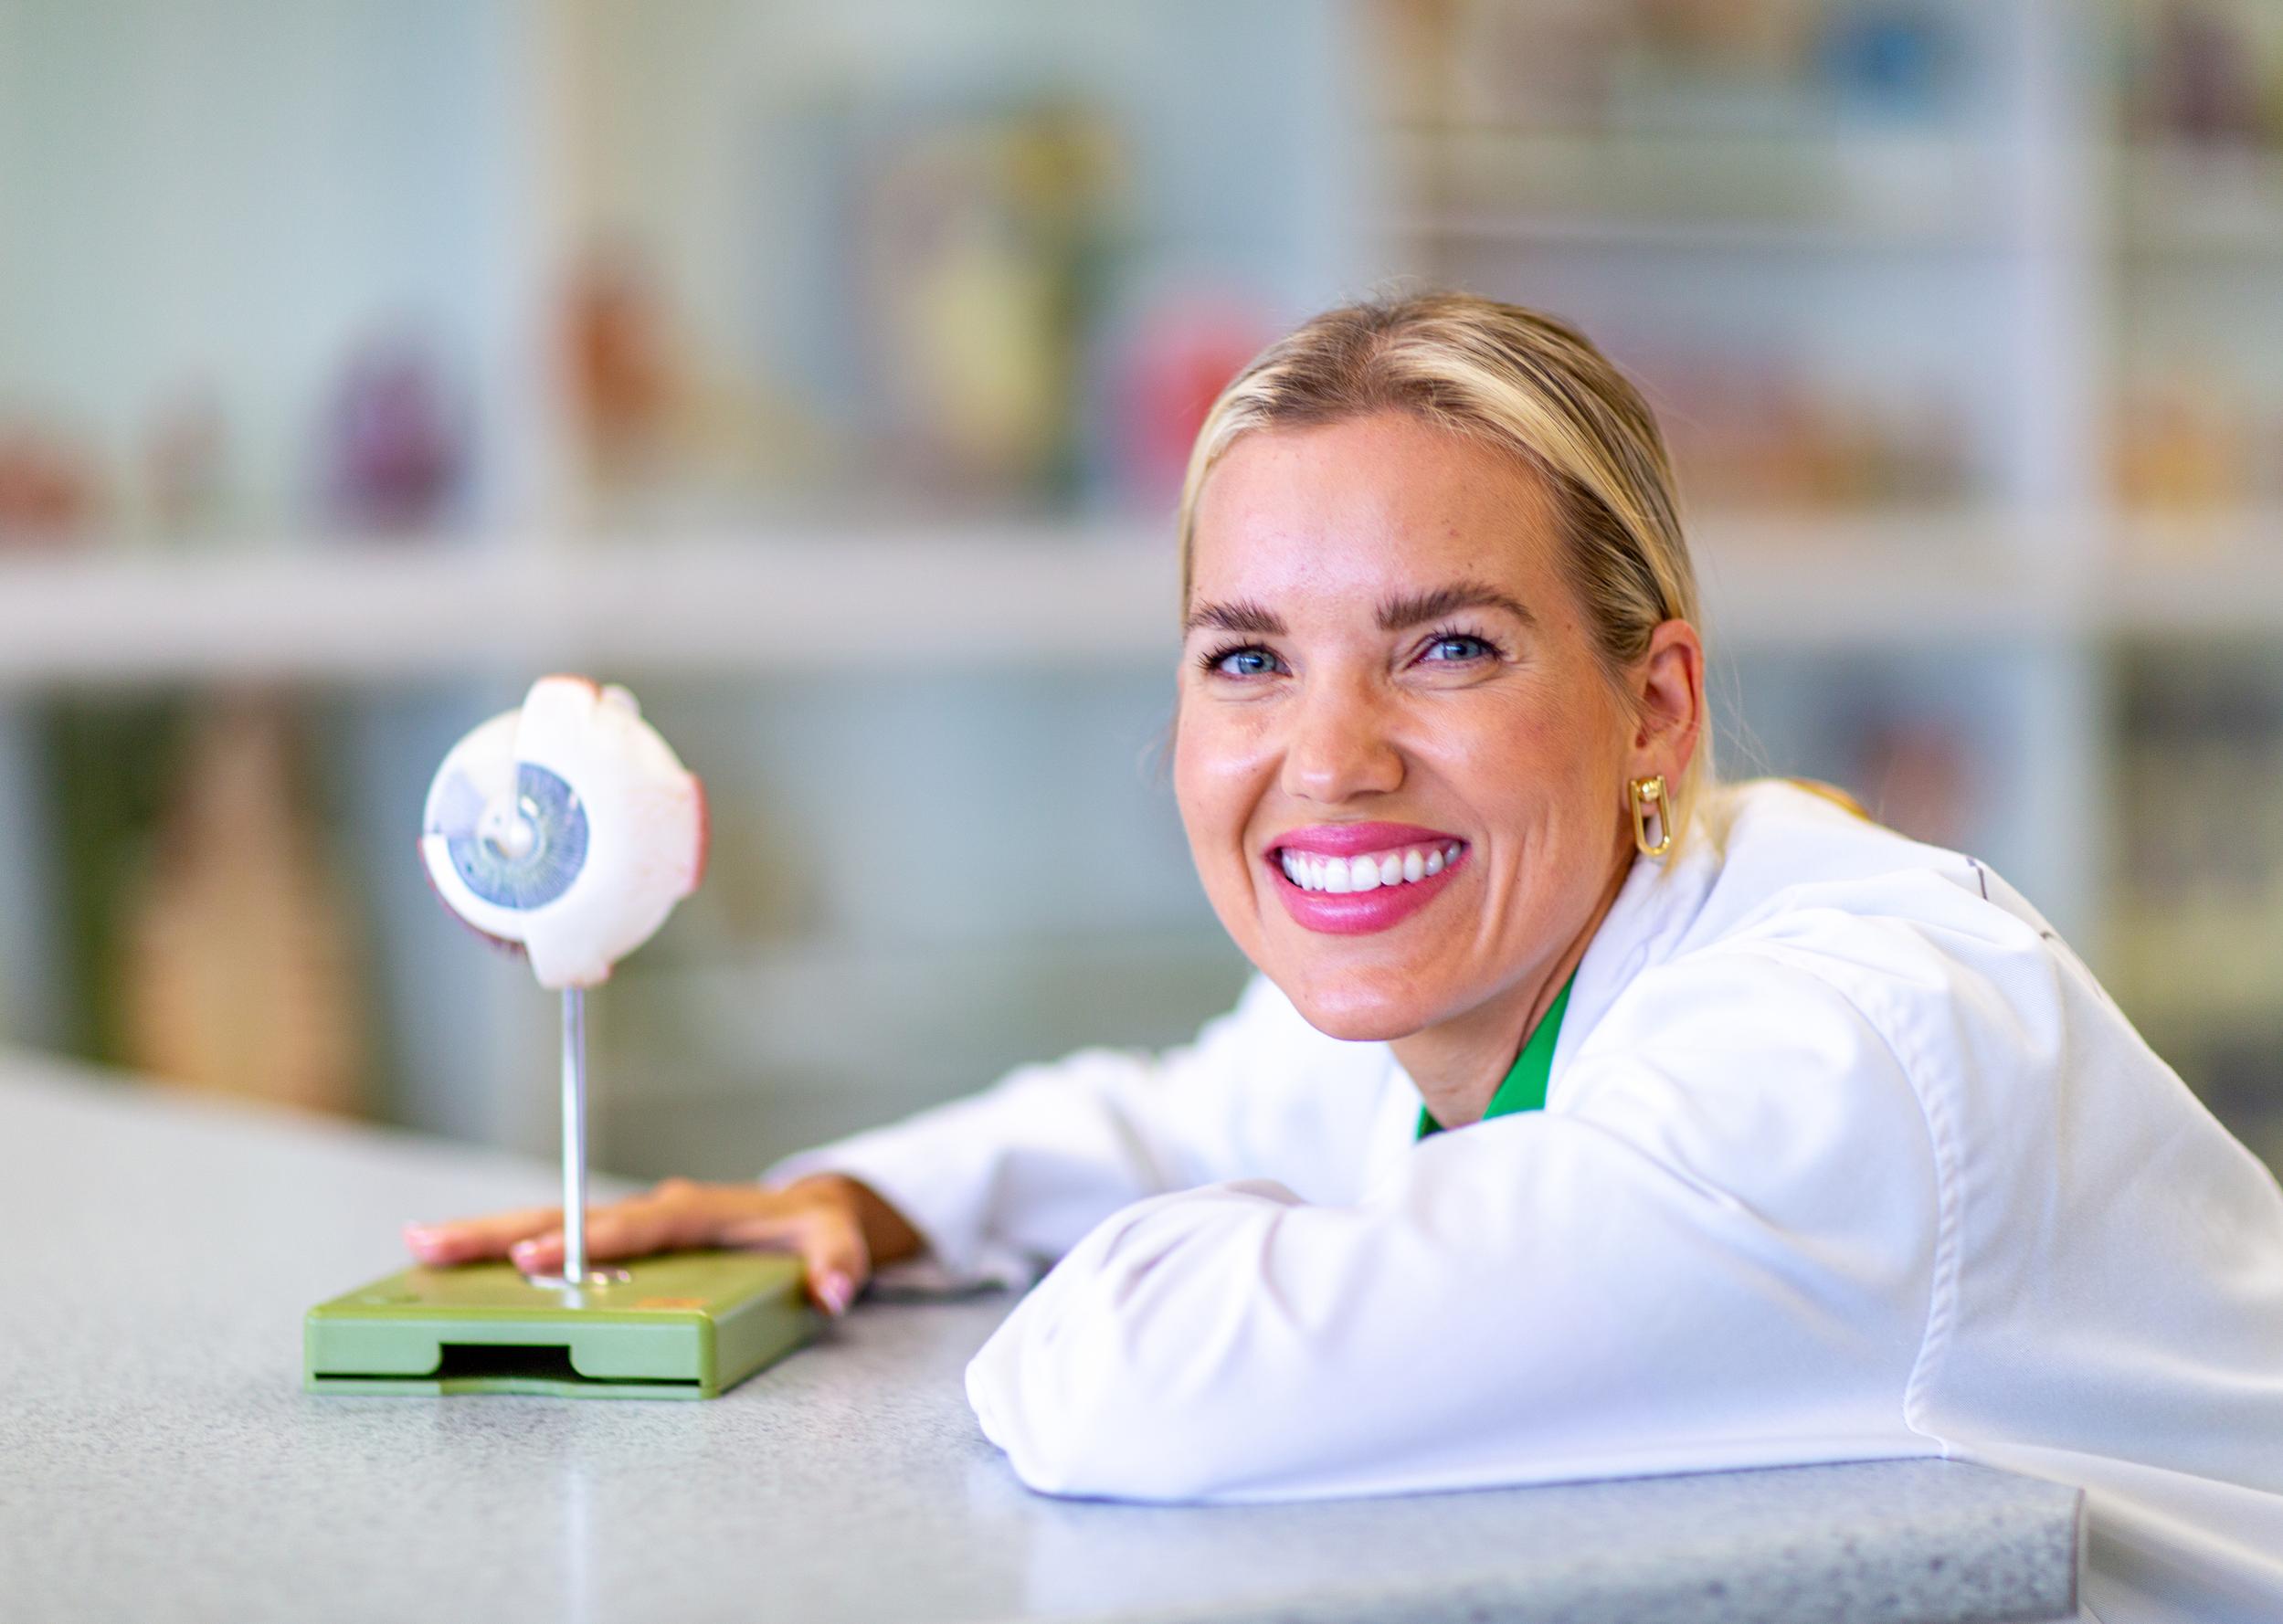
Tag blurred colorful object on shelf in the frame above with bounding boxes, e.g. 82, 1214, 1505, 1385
1637, 348, 1969, 511
1373, 0, 1970, 135
2114, 373, 2283, 515
1107, 292, 1274, 510
2124, 0, 2283, 149
0, 419, 102, 549
143, 385, 231, 540
320, 328, 469, 534
565, 249, 680, 487
851, 100, 1121, 506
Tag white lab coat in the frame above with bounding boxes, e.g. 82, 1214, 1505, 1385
764, 778, 2283, 1623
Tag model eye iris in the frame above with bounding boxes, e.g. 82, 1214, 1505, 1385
450, 765, 589, 910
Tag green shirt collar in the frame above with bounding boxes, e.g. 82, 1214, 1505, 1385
1414, 971, 1576, 1141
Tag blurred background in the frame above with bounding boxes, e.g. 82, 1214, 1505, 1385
1, 0, 2278, 1175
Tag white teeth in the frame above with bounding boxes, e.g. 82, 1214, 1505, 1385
1278, 842, 1464, 893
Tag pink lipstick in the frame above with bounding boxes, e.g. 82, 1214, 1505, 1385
1264, 822, 1469, 936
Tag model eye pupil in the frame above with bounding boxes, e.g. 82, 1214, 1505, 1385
1223, 650, 1274, 676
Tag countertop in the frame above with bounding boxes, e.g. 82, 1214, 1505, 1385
0, 1056, 2082, 1623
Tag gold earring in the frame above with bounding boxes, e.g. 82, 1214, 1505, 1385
1629, 775, 1672, 859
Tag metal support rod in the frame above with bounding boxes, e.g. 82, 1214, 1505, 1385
561, 986, 588, 1284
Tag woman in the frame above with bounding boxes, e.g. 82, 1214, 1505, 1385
407, 294, 2283, 1620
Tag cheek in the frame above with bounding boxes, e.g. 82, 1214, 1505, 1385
1454, 680, 1610, 787
1172, 698, 1263, 825
1171, 700, 1277, 923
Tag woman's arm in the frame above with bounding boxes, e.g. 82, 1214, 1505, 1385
761, 973, 1400, 1291
962, 944, 1945, 1499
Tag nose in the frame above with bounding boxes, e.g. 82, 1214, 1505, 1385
1278, 673, 1404, 806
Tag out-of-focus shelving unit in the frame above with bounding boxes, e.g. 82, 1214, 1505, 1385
0, 0, 2278, 1171
1363, 0, 2283, 1162
0, 0, 1362, 1167
4, 511, 2282, 681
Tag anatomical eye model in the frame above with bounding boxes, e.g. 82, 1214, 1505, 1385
306, 675, 812, 1400
416, 674, 704, 1286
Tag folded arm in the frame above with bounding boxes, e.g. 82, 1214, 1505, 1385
963, 946, 1946, 1500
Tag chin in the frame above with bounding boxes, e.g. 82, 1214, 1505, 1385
1269, 964, 1440, 1043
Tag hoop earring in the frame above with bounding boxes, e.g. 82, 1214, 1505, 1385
1629, 775, 1672, 859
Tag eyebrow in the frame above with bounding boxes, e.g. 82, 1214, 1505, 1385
1375, 581, 1537, 633
1183, 598, 1286, 637
1181, 581, 1536, 638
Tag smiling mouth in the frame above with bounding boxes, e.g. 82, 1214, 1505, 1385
1274, 839, 1466, 894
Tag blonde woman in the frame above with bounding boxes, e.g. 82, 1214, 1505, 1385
410, 294, 2283, 1622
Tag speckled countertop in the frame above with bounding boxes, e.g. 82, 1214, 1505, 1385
0, 1058, 2080, 1624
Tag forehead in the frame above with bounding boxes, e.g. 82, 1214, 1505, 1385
1188, 411, 1564, 609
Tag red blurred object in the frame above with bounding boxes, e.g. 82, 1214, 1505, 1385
565, 250, 675, 474
0, 421, 101, 548
1115, 295, 1273, 507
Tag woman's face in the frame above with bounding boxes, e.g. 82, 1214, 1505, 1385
1173, 409, 1666, 1042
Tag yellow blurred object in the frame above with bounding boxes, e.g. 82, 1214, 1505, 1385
119, 693, 365, 1115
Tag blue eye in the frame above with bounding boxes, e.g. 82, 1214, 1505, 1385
1204, 646, 1284, 678
1422, 633, 1493, 662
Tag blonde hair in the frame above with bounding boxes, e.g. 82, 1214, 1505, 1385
1175, 290, 1719, 865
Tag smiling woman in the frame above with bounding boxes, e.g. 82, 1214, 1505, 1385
407, 293, 2283, 1623
1172, 405, 1701, 1131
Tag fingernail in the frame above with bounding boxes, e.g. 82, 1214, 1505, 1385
511, 1239, 539, 1261
819, 1271, 853, 1316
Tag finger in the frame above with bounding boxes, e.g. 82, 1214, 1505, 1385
508, 1228, 565, 1272
503, 1189, 705, 1273
583, 1193, 713, 1259
718, 1204, 870, 1316
404, 1206, 563, 1267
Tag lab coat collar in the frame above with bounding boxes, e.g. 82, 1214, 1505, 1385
1548, 815, 1724, 1092
1369, 798, 1727, 1165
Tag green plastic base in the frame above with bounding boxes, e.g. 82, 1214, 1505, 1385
304, 1250, 816, 1400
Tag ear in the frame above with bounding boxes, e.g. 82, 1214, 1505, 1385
1627, 618, 1704, 785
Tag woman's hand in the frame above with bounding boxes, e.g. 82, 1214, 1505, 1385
401, 1173, 925, 1317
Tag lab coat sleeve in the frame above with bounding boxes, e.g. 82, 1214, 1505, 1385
758, 975, 1318, 1292
962, 943, 1946, 1500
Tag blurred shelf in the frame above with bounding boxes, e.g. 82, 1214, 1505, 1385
1378, 126, 1999, 253
1692, 511, 2069, 649
2114, 142, 2283, 260
0, 525, 1178, 686
0, 510, 2278, 686
2109, 510, 2283, 636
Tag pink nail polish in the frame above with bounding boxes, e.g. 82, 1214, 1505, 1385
819, 1271, 853, 1315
